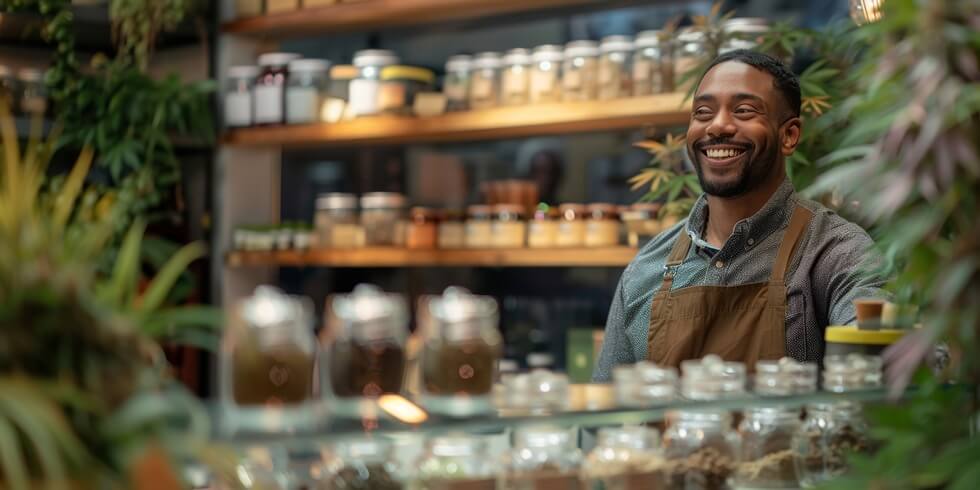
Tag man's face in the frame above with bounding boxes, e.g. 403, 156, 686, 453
686, 61, 800, 198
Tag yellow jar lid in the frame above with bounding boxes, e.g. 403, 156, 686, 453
825, 325, 907, 345
381, 65, 435, 84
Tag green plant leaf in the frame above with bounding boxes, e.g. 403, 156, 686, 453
0, 412, 30, 490
98, 220, 146, 308
136, 241, 206, 314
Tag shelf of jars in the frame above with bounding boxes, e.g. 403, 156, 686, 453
221, 92, 689, 147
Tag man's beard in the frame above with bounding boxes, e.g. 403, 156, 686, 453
688, 138, 779, 198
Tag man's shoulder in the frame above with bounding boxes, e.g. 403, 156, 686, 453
794, 197, 874, 243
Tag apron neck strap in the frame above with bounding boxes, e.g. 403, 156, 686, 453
661, 228, 693, 290
770, 204, 814, 284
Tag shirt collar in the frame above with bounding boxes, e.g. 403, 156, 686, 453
685, 178, 798, 257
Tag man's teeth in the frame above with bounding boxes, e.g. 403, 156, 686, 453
705, 148, 744, 159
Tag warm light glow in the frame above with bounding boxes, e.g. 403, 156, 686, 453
850, 0, 884, 24
378, 394, 428, 424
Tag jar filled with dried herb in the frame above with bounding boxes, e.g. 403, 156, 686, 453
597, 35, 634, 100
530, 45, 564, 104
673, 28, 707, 92
415, 435, 499, 490
444, 55, 473, 112
318, 438, 402, 490
562, 40, 600, 102
503, 426, 582, 490
632, 30, 668, 96
582, 426, 665, 490
662, 410, 740, 490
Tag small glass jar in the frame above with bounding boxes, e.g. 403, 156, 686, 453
444, 55, 473, 112
318, 438, 402, 490
598, 35, 634, 100
680, 355, 747, 400
491, 204, 526, 248
286, 58, 329, 124
254, 52, 300, 125
632, 30, 668, 96
350, 49, 400, 117
527, 205, 559, 248
361, 192, 406, 246
662, 410, 740, 490
498, 369, 570, 415
0, 66, 16, 111
315, 193, 363, 248
322, 64, 358, 123
17, 68, 47, 116
585, 203, 620, 247
379, 65, 435, 116
582, 426, 665, 490
224, 65, 259, 128
405, 207, 439, 249
613, 361, 678, 408
465, 205, 493, 248
674, 28, 707, 92
415, 435, 499, 490
721, 18, 770, 54
530, 44, 564, 104
556, 203, 587, 247
438, 209, 466, 248
469, 52, 502, 110
503, 426, 581, 490
501, 48, 532, 106
562, 40, 600, 102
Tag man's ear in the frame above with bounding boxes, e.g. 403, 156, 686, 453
780, 116, 802, 155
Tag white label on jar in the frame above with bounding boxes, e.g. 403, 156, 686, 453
285, 86, 318, 124
224, 92, 252, 127
531, 70, 557, 101
254, 84, 284, 124
349, 78, 381, 117
503, 70, 528, 96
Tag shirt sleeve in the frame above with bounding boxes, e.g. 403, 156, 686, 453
813, 223, 890, 326
592, 274, 634, 382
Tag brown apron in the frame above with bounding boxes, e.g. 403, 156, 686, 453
647, 205, 813, 368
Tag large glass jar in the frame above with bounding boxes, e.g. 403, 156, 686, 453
503, 426, 582, 490
225, 65, 259, 128
530, 44, 564, 104
315, 193, 364, 248
415, 435, 499, 490
721, 18, 770, 54
317, 438, 402, 490
254, 52, 300, 125
556, 204, 587, 247
582, 426, 665, 490
527, 205, 559, 248
585, 203, 620, 247
444, 55, 472, 112
286, 58, 330, 124
501, 48, 532, 106
674, 28, 707, 92
633, 30, 668, 96
491, 204, 526, 248
598, 35, 634, 100
562, 40, 599, 102
465, 205, 493, 248
662, 410, 740, 490
469, 52, 502, 110
361, 192, 406, 246
18, 68, 47, 116
498, 369, 570, 416
350, 49, 400, 117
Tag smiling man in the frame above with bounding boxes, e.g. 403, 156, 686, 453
593, 50, 886, 380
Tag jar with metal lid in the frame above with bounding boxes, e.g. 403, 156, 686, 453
322, 64, 358, 123
405, 207, 439, 249
530, 44, 564, 104
17, 68, 47, 115
0, 66, 16, 110
224, 65, 259, 128
613, 361, 678, 407
674, 28, 707, 92
360, 192, 406, 246
317, 438, 402, 490
491, 204, 526, 248
380, 65, 436, 116
469, 52, 502, 110
501, 48, 532, 106
585, 203, 620, 247
285, 58, 330, 124
598, 35, 634, 100
350, 49, 400, 117
420, 288, 502, 415
556, 203, 587, 247
527, 204, 559, 248
721, 18, 770, 54
437, 209, 466, 249
632, 30, 668, 96
218, 286, 319, 435
254, 53, 300, 125
314, 193, 363, 248
415, 435, 499, 489
562, 40, 600, 102
582, 426, 666, 490
465, 205, 493, 248
503, 426, 581, 490
498, 368, 570, 415
444, 55, 473, 112
680, 355, 747, 400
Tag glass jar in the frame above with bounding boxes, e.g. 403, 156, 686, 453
585, 203, 620, 247
18, 68, 47, 116
380, 66, 436, 116
613, 361, 678, 408
527, 205, 559, 248
469, 52, 502, 110
556, 204, 587, 247
598, 35, 634, 100
662, 410, 740, 490
415, 435, 499, 490
530, 44, 564, 104
491, 204, 526, 248
501, 48, 532, 106
254, 52, 300, 125
465, 205, 493, 248
438, 209, 466, 248
444, 55, 473, 112
405, 207, 439, 249
674, 28, 707, 92
225, 65, 259, 128
421, 288, 502, 414
322, 64, 358, 123
315, 193, 363, 248
318, 438, 402, 490
503, 426, 582, 490
498, 369, 570, 415
0, 66, 16, 111
633, 30, 668, 96
582, 426, 665, 490
285, 58, 329, 124
562, 40, 599, 102
361, 192, 406, 246
350, 49, 400, 117
680, 354, 747, 400
721, 18, 770, 54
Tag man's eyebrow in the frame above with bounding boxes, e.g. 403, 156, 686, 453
693, 94, 716, 104
732, 93, 766, 104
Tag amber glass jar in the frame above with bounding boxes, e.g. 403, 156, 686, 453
405, 207, 439, 249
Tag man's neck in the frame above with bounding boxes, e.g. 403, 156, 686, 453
703, 175, 785, 249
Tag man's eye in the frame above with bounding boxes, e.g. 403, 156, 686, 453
694, 108, 713, 118
734, 106, 757, 114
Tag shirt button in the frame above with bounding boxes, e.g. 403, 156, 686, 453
715, 260, 725, 269
747, 238, 755, 245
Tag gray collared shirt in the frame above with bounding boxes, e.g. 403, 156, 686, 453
593, 179, 886, 381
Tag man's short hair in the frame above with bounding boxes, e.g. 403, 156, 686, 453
700, 49, 802, 118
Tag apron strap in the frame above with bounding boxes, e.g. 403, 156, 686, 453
661, 228, 693, 291
770, 204, 814, 286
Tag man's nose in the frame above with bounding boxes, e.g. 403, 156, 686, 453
706, 110, 737, 139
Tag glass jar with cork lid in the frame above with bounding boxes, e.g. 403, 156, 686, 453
562, 40, 600, 101
597, 35, 634, 100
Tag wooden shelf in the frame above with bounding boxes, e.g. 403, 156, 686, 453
227, 247, 638, 268
223, 0, 619, 37
224, 93, 690, 147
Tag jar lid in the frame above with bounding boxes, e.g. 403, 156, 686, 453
17, 68, 43, 82
257, 52, 301, 67
532, 44, 564, 63
288, 58, 330, 73
330, 64, 359, 80
316, 192, 357, 210
472, 52, 503, 69
467, 204, 493, 217
680, 354, 746, 399
427, 287, 499, 336
823, 353, 883, 392
563, 40, 599, 58
723, 17, 770, 34
515, 426, 571, 448
353, 49, 399, 67
360, 192, 406, 209
331, 284, 408, 341
677, 27, 706, 43
754, 358, 817, 395
381, 65, 436, 84
825, 325, 906, 345
237, 285, 312, 332
599, 35, 634, 53
429, 435, 484, 457
634, 30, 663, 48
333, 437, 393, 460
558, 203, 586, 220
445, 54, 473, 72
503, 48, 532, 66
493, 203, 524, 217
597, 426, 658, 450
587, 203, 618, 219
228, 65, 260, 79
526, 353, 553, 368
